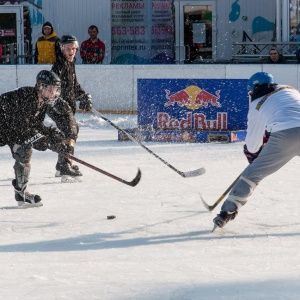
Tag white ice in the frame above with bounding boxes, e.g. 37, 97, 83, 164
0, 113, 300, 300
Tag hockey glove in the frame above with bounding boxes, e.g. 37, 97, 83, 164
243, 131, 271, 164
48, 141, 74, 156
263, 130, 271, 144
47, 126, 65, 145
48, 142, 68, 154
79, 94, 92, 111
243, 144, 262, 164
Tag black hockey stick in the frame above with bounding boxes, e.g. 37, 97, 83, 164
25, 132, 140, 187
200, 173, 242, 211
65, 154, 141, 187
91, 108, 205, 178
27, 131, 141, 187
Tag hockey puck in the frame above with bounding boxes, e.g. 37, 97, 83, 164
107, 215, 116, 220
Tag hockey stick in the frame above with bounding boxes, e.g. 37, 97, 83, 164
27, 131, 141, 186
65, 154, 141, 187
91, 108, 205, 178
200, 173, 242, 211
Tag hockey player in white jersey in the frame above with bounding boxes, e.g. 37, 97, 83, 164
213, 71, 300, 229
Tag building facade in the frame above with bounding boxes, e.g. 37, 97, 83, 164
0, 0, 296, 64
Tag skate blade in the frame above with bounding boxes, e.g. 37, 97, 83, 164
55, 170, 62, 177
211, 223, 218, 233
61, 175, 83, 183
17, 201, 43, 209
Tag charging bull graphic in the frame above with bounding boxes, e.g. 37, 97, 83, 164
165, 85, 221, 110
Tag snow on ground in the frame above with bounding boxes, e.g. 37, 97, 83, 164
0, 113, 300, 300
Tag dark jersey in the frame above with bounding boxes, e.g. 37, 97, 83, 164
47, 98, 79, 141
0, 87, 48, 146
51, 56, 85, 114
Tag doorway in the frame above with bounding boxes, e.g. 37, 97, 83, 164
175, 1, 216, 64
0, 5, 24, 64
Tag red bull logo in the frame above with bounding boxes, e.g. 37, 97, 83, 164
165, 85, 221, 110
157, 112, 228, 130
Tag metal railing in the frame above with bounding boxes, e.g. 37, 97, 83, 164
0, 43, 34, 64
232, 42, 300, 62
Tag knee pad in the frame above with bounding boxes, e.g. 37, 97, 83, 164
12, 144, 32, 164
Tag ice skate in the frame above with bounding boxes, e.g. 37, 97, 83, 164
213, 210, 238, 230
12, 180, 43, 208
58, 161, 83, 183
55, 162, 80, 177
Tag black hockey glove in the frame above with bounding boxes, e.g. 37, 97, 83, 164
79, 94, 92, 111
48, 142, 68, 154
48, 141, 74, 156
47, 126, 65, 145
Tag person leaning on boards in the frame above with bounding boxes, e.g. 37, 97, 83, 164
80, 25, 105, 64
34, 22, 61, 64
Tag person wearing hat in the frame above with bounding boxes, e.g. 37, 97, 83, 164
34, 21, 61, 64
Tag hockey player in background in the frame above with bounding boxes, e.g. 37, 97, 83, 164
0, 70, 71, 207
213, 72, 300, 229
51, 34, 92, 180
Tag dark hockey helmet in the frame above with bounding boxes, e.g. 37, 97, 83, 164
36, 70, 61, 102
60, 34, 79, 48
36, 70, 61, 86
247, 72, 274, 93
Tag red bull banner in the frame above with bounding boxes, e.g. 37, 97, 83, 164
137, 79, 248, 130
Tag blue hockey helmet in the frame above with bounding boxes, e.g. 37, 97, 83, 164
247, 72, 275, 92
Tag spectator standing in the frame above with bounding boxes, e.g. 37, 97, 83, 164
34, 22, 60, 64
266, 48, 287, 64
80, 25, 105, 64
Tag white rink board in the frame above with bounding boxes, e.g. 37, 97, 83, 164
0, 64, 298, 112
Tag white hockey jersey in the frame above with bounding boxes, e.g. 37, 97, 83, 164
245, 85, 300, 153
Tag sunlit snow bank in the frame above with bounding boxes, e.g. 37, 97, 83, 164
44, 113, 138, 129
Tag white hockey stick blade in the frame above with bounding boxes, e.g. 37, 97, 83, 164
180, 167, 206, 178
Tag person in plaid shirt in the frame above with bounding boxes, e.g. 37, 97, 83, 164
80, 25, 105, 64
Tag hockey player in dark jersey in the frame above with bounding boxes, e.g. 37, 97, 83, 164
51, 34, 92, 179
0, 70, 70, 207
